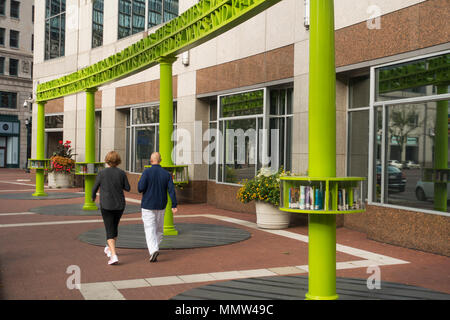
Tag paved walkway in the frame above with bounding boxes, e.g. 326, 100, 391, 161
0, 168, 449, 300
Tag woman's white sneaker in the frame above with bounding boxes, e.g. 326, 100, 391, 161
104, 246, 111, 257
108, 255, 119, 265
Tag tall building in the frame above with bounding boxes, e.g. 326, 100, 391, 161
0, 0, 34, 168
32, 0, 450, 256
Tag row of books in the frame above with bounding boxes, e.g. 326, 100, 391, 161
338, 188, 363, 211
170, 169, 187, 182
77, 164, 103, 174
287, 186, 364, 211
288, 186, 324, 210
29, 160, 48, 168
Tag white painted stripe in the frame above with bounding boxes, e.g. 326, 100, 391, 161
0, 217, 142, 228
81, 258, 403, 300
0, 180, 46, 187
0, 189, 37, 193
0, 212, 35, 216
79, 282, 125, 300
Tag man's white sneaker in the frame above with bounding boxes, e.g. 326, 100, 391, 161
149, 251, 159, 262
108, 255, 119, 265
104, 246, 111, 257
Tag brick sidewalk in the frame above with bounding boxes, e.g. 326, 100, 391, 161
0, 169, 449, 300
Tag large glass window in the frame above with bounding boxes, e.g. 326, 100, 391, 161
368, 52, 450, 214
127, 103, 177, 172
372, 101, 450, 213
0, 28, 5, 45
9, 30, 19, 48
92, 0, 103, 48
148, 0, 162, 27
347, 76, 370, 201
376, 53, 449, 102
214, 87, 293, 184
0, 92, 17, 108
118, 0, 178, 38
208, 99, 217, 180
163, 0, 178, 23
118, 0, 145, 39
0, 0, 5, 15
45, 0, 65, 60
45, 115, 63, 128
10, 1, 20, 19
0, 57, 4, 74
9, 59, 18, 76
269, 88, 293, 172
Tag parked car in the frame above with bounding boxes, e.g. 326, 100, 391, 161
377, 165, 406, 192
388, 160, 404, 169
404, 160, 420, 169
415, 180, 450, 201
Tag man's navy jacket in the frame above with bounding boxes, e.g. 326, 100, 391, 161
138, 164, 177, 210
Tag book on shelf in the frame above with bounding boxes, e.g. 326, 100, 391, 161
288, 185, 324, 211
299, 186, 305, 209
337, 187, 363, 211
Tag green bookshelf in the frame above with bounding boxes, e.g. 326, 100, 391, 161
75, 162, 105, 175
279, 177, 366, 214
422, 168, 450, 183
28, 159, 50, 170
144, 164, 189, 185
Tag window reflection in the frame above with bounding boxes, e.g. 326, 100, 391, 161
374, 100, 450, 213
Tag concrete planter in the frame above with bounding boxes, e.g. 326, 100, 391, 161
48, 172, 74, 189
255, 201, 291, 229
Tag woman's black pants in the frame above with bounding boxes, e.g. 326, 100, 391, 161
101, 208, 124, 240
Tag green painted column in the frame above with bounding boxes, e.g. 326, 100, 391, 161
83, 88, 98, 211
434, 85, 448, 212
33, 101, 48, 197
306, 0, 338, 300
158, 56, 178, 236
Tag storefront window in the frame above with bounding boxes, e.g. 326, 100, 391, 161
373, 101, 450, 213
215, 87, 293, 184
127, 103, 176, 173
45, 115, 63, 128
368, 52, 450, 214
376, 53, 449, 102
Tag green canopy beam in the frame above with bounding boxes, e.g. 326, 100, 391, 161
36, 0, 281, 102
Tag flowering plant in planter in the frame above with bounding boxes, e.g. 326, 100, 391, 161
237, 167, 288, 206
47, 140, 75, 174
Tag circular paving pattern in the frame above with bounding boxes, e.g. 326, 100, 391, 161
78, 223, 251, 249
0, 192, 84, 200
29, 203, 141, 216
171, 275, 450, 300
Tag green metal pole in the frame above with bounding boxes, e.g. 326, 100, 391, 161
434, 85, 448, 212
306, 0, 338, 300
83, 88, 98, 211
158, 56, 178, 236
33, 101, 48, 197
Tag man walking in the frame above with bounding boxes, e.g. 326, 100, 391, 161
138, 152, 178, 262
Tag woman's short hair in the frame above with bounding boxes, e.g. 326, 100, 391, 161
105, 151, 121, 167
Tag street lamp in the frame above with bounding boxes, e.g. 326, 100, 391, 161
23, 96, 34, 173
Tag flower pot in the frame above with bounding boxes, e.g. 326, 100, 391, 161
255, 201, 291, 229
48, 172, 74, 189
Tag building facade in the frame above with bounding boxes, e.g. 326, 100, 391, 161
33, 0, 450, 255
0, 0, 34, 168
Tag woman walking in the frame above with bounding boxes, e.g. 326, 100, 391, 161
92, 151, 130, 265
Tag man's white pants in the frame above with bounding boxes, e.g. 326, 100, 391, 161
142, 208, 165, 256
